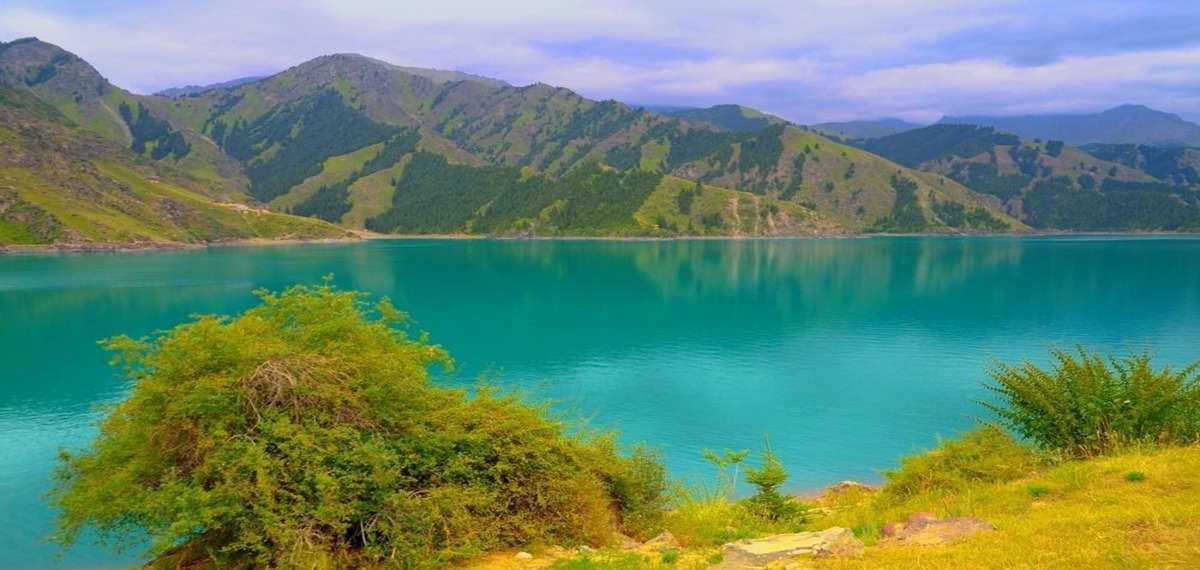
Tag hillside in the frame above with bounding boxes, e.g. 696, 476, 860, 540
812, 119, 923, 140
20, 37, 1200, 237
136, 50, 1016, 235
664, 104, 788, 132
857, 124, 1200, 231
940, 105, 1200, 147
0, 80, 349, 246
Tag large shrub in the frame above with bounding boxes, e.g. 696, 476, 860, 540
981, 346, 1200, 458
50, 284, 666, 568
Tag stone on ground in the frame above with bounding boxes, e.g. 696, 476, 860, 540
713, 527, 864, 568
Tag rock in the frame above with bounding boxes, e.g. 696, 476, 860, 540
514, 551, 533, 560
715, 527, 863, 568
880, 513, 995, 546
612, 532, 641, 549
642, 530, 680, 550
826, 481, 879, 495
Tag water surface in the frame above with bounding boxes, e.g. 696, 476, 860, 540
2, 236, 1198, 567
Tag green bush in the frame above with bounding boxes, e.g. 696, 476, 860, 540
740, 442, 808, 525
882, 426, 1043, 499
981, 346, 1200, 458
50, 283, 666, 569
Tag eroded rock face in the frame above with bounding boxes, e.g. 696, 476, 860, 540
881, 513, 996, 546
714, 527, 864, 568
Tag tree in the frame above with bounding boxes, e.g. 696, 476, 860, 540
741, 441, 806, 523
50, 282, 666, 568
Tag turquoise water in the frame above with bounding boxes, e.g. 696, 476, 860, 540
2, 236, 1199, 567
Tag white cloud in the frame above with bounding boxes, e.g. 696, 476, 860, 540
1, 0, 1197, 122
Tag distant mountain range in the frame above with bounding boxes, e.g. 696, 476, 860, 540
1, 36, 1198, 245
813, 119, 924, 140
939, 105, 1200, 147
855, 124, 1200, 230
154, 76, 266, 97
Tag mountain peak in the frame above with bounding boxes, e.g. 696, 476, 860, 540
289, 53, 508, 88
1102, 104, 1184, 122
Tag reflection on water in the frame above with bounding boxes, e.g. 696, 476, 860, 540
2, 236, 1199, 567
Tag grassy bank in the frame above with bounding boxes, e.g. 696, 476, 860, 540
533, 436, 1200, 569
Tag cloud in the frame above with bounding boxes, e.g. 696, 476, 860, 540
1, 0, 1197, 123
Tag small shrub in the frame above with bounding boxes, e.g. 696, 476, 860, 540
981, 346, 1200, 458
741, 441, 808, 525
1125, 471, 1147, 482
660, 548, 681, 564
883, 426, 1043, 499
1027, 484, 1051, 498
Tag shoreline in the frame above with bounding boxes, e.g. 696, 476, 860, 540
4, 229, 1199, 255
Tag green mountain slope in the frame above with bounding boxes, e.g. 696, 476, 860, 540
859, 124, 1200, 231
38, 38, 1200, 237
0, 38, 248, 197
940, 105, 1200, 147
0, 80, 349, 246
664, 104, 787, 132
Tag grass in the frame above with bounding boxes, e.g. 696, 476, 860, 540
806, 444, 1200, 569
533, 425, 1200, 570
270, 143, 384, 211
342, 159, 406, 228
634, 175, 836, 237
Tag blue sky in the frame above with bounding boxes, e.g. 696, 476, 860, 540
2, 0, 1198, 124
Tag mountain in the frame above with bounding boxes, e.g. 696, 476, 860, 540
1080, 144, 1200, 187
154, 76, 266, 97
857, 124, 1200, 231
939, 105, 1200, 147
19, 37, 1200, 237
115, 48, 1015, 235
663, 104, 788, 132
0, 78, 349, 246
813, 118, 924, 140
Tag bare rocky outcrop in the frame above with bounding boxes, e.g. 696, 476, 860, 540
712, 527, 864, 568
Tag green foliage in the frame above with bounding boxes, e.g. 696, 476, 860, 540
368, 155, 663, 235
1125, 471, 1147, 482
50, 284, 667, 568
292, 130, 421, 223
603, 143, 642, 171
1024, 177, 1200, 231
740, 442, 806, 524
290, 183, 351, 222
736, 124, 785, 173
663, 127, 741, 168
675, 186, 696, 215
117, 101, 191, 160
949, 162, 1030, 202
867, 174, 927, 233
1008, 145, 1042, 178
980, 346, 1200, 458
1083, 144, 1200, 186
1044, 140, 1065, 157
882, 426, 1043, 499
1027, 484, 1051, 498
223, 89, 401, 202
857, 124, 1020, 167
931, 198, 1008, 230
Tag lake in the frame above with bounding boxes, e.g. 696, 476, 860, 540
2, 236, 1199, 568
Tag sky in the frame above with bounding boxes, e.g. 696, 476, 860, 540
2, 0, 1199, 124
